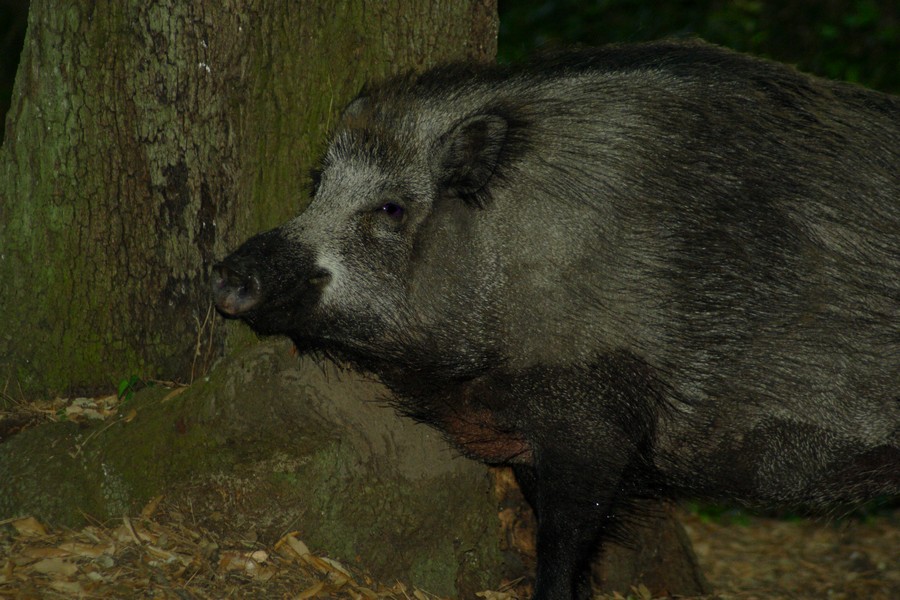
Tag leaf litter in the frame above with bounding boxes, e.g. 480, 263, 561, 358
1, 392, 897, 599
0, 498, 455, 600
2, 503, 897, 599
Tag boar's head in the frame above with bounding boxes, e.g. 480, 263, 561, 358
212, 89, 524, 378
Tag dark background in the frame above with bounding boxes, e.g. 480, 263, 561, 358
1, 1, 897, 144
497, 0, 898, 91
0, 0, 27, 144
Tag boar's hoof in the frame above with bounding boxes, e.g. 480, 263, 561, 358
211, 262, 262, 317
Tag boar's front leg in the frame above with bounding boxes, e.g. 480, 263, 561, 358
509, 358, 658, 600
514, 445, 632, 600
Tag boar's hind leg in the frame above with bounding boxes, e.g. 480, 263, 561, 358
515, 452, 627, 600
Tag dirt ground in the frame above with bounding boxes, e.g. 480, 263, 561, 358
682, 508, 898, 600
1, 395, 897, 599
1, 501, 896, 599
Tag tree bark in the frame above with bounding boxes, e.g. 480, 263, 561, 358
0, 0, 497, 397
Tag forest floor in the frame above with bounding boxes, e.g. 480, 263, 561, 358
682, 506, 897, 600
1, 395, 897, 599
0, 499, 896, 599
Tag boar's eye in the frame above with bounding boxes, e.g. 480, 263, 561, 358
376, 202, 405, 221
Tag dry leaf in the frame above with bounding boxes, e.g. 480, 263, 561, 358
146, 544, 184, 565
64, 404, 83, 417
118, 515, 155, 544
161, 386, 189, 403
306, 554, 336, 575
116, 527, 137, 545
294, 580, 325, 599
10, 516, 49, 537
278, 533, 311, 561
22, 547, 69, 559
140, 495, 164, 519
49, 580, 85, 594
318, 556, 352, 578
219, 550, 255, 572
353, 586, 380, 599
58, 542, 113, 558
32, 557, 78, 576
218, 549, 274, 581
96, 393, 118, 407
476, 592, 517, 600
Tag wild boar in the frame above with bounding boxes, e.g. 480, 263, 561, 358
213, 40, 899, 600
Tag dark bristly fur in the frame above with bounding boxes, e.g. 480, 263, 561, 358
212, 40, 899, 600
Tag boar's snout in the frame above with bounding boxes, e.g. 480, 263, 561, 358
213, 228, 295, 318
211, 261, 262, 317
211, 228, 328, 330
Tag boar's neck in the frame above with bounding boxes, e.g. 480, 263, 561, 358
376, 350, 669, 476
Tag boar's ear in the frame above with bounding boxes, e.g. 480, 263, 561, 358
437, 113, 508, 205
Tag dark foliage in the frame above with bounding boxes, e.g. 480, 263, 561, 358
499, 0, 900, 93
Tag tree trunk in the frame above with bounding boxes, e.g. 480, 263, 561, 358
0, 0, 497, 398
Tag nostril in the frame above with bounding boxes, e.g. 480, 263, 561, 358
212, 262, 263, 317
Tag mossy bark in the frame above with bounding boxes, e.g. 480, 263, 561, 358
0, 0, 497, 397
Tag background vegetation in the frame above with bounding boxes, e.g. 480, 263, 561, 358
497, 0, 898, 92
0, 0, 28, 144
